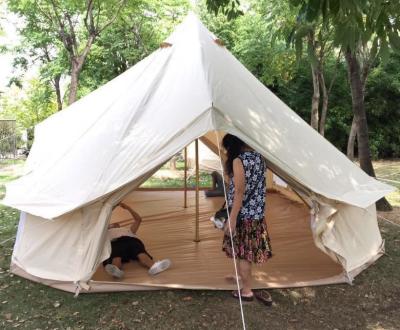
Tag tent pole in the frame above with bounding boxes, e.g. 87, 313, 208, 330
184, 146, 188, 208
194, 139, 200, 242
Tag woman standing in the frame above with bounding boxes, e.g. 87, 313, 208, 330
222, 134, 272, 301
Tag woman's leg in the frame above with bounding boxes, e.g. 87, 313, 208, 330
238, 259, 253, 296
225, 259, 242, 284
137, 253, 154, 269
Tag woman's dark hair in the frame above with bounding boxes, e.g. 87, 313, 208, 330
222, 134, 246, 176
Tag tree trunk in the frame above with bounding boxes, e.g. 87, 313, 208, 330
67, 35, 95, 105
27, 127, 35, 151
53, 75, 63, 111
310, 64, 320, 130
347, 117, 357, 160
169, 157, 177, 170
68, 60, 81, 105
318, 71, 328, 136
345, 49, 392, 211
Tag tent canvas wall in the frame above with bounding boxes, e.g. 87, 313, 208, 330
3, 13, 394, 293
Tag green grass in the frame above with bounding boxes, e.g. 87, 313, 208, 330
0, 159, 25, 167
140, 172, 212, 188
374, 160, 400, 206
0, 160, 399, 329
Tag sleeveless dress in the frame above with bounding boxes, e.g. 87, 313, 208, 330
222, 151, 272, 264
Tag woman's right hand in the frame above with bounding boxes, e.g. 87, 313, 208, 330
224, 219, 236, 236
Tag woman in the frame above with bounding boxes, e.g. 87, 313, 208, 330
222, 134, 272, 302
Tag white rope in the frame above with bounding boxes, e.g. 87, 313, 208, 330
377, 214, 400, 229
0, 235, 15, 245
376, 171, 400, 179
215, 132, 246, 330
377, 177, 400, 185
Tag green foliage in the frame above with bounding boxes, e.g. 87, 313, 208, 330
206, 0, 243, 19
287, 0, 400, 61
79, 0, 189, 95
0, 120, 17, 158
365, 52, 400, 158
2, 0, 400, 160
5, 0, 190, 102
0, 79, 57, 131
275, 55, 352, 152
199, 0, 297, 86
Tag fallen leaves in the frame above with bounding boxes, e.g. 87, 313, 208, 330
182, 296, 192, 301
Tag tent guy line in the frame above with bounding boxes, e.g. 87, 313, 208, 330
377, 214, 400, 229
215, 131, 247, 330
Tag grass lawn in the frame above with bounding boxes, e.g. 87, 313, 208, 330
374, 160, 400, 208
0, 160, 399, 329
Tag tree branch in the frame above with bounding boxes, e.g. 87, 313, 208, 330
49, 0, 75, 55
97, 0, 126, 35
65, 12, 78, 55
84, 0, 95, 34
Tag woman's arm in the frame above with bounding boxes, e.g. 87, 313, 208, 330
225, 158, 246, 234
119, 202, 142, 234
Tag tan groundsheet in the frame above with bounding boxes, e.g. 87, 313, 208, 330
90, 190, 344, 290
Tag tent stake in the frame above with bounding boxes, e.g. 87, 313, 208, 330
184, 146, 188, 208
194, 139, 200, 242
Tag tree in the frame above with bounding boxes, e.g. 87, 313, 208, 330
207, 0, 399, 211
8, 0, 128, 105
0, 79, 58, 149
79, 0, 189, 93
206, 0, 339, 134
11, 14, 68, 111
295, 0, 400, 211
280, 8, 339, 135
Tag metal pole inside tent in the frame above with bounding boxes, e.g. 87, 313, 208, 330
194, 139, 200, 242
184, 146, 188, 208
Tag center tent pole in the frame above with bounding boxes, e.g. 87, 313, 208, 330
184, 146, 188, 208
194, 139, 200, 242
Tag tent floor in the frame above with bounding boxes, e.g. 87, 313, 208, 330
91, 190, 345, 290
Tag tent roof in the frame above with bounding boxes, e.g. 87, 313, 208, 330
2, 13, 393, 219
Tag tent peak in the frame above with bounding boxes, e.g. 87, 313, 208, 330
164, 12, 217, 46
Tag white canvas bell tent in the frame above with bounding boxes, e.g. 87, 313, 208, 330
2, 13, 394, 293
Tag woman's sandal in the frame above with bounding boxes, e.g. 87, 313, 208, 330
232, 290, 254, 302
254, 290, 273, 306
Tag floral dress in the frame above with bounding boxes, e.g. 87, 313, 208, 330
222, 151, 272, 264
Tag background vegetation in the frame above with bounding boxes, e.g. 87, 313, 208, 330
0, 0, 399, 160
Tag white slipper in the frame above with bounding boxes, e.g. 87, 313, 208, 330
105, 264, 124, 279
148, 259, 171, 275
